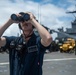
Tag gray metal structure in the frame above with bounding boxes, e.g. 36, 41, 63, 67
56, 5, 76, 40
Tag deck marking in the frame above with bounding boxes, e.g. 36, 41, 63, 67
0, 58, 76, 65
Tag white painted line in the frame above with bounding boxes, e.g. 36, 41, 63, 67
0, 62, 9, 65
0, 58, 76, 65
44, 58, 76, 62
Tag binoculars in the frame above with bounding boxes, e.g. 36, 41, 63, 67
11, 12, 30, 22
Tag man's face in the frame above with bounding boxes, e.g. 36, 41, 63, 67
20, 21, 33, 31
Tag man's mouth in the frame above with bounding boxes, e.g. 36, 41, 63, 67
26, 24, 28, 26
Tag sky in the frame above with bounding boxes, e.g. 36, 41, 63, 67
0, 0, 76, 40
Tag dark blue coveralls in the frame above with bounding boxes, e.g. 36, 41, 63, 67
3, 33, 49, 75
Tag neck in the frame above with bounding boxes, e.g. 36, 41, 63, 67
23, 31, 33, 42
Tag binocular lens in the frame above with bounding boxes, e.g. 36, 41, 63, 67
23, 14, 30, 21
11, 14, 18, 21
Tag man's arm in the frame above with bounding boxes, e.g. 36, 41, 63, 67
0, 37, 6, 47
32, 19, 52, 47
29, 13, 52, 47
0, 19, 14, 47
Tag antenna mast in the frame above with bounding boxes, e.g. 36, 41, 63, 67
38, 3, 41, 23
66, 5, 76, 20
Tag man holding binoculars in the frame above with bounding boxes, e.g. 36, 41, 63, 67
0, 12, 52, 75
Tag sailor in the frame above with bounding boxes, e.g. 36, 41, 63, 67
0, 12, 52, 75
